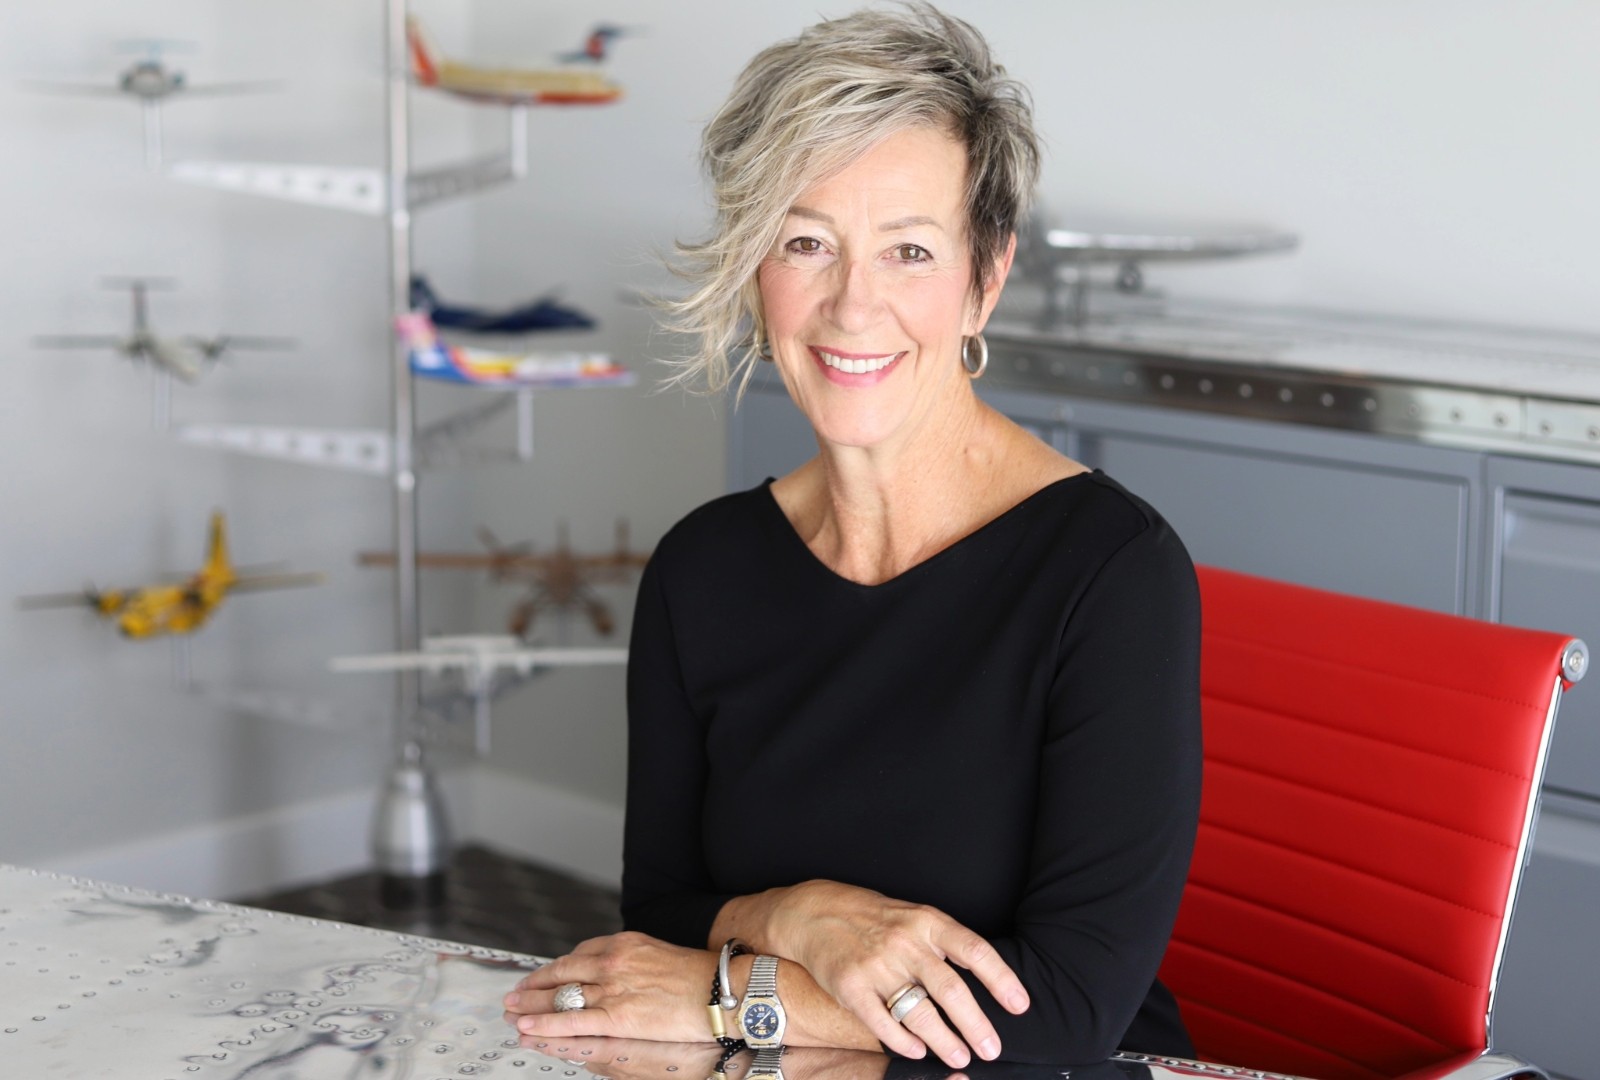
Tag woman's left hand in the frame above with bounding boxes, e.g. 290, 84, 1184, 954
502, 931, 716, 1044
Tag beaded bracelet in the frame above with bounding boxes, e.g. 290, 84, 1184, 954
706, 938, 751, 1045
709, 1037, 749, 1078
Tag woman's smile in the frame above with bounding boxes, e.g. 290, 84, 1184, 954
810, 346, 905, 385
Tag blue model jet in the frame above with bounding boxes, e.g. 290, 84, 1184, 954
409, 276, 596, 335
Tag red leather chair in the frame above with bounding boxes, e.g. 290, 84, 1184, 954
1143, 566, 1587, 1080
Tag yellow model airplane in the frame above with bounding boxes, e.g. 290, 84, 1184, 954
19, 512, 320, 639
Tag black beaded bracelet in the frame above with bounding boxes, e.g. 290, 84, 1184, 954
710, 1037, 749, 1077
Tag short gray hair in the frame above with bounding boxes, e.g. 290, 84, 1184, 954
660, 3, 1040, 395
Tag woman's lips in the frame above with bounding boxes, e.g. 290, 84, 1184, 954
809, 346, 904, 386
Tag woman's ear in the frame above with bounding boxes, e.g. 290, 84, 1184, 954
969, 232, 1018, 335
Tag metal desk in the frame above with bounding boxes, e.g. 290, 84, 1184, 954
5, 863, 1524, 1080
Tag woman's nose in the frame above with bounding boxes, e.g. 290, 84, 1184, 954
826, 258, 879, 332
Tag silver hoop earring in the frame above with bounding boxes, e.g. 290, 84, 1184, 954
961, 334, 988, 378
755, 338, 774, 363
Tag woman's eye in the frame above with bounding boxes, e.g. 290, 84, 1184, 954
786, 237, 825, 255
894, 244, 931, 262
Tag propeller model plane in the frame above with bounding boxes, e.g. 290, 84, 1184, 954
18, 511, 321, 640
398, 310, 629, 390
25, 40, 278, 168
405, 17, 629, 106
359, 520, 648, 640
410, 274, 595, 334
36, 278, 292, 384
331, 634, 628, 755
36, 278, 292, 427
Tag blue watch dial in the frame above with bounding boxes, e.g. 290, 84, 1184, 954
744, 1002, 779, 1038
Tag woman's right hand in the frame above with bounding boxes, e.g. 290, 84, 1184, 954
737, 880, 1030, 1067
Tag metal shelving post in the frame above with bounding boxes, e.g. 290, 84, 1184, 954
371, 0, 450, 906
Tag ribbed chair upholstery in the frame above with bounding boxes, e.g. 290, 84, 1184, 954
1156, 566, 1586, 1080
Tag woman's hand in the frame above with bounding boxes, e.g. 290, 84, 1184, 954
728, 880, 1030, 1066
502, 931, 716, 1044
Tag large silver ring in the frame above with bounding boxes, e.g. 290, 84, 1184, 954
887, 982, 929, 1023
553, 982, 587, 1012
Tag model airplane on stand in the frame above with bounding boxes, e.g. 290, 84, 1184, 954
18, 511, 320, 640
409, 275, 595, 334
406, 17, 630, 106
331, 634, 627, 756
35, 278, 292, 427
358, 520, 648, 640
24, 40, 279, 169
399, 311, 628, 389
35, 278, 292, 384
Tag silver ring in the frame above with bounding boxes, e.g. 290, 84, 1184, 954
553, 982, 587, 1012
888, 983, 929, 1023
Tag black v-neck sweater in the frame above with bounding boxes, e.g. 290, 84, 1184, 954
621, 472, 1202, 1063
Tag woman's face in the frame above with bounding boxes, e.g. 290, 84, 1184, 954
757, 126, 1010, 453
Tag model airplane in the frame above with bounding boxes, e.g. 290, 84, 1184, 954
398, 311, 628, 389
332, 635, 627, 678
406, 17, 626, 106
409, 275, 595, 334
35, 278, 292, 384
331, 634, 627, 755
358, 520, 648, 639
558, 25, 633, 64
25, 40, 278, 168
18, 511, 320, 639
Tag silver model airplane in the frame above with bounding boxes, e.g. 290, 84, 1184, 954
34, 278, 292, 426
25, 41, 278, 169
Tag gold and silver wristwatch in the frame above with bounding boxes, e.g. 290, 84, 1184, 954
736, 954, 787, 1048
746, 1045, 786, 1080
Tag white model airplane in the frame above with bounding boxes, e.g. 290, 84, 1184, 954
36, 278, 291, 377
331, 635, 626, 755
25, 41, 278, 169
34, 278, 292, 427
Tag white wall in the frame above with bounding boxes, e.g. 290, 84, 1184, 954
5, 2, 1598, 894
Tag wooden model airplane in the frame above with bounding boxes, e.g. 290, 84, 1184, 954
19, 511, 320, 639
35, 278, 292, 384
359, 521, 648, 639
405, 17, 627, 106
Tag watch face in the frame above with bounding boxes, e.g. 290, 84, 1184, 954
743, 1001, 781, 1039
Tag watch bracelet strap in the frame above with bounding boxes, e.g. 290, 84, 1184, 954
746, 954, 779, 996
750, 1046, 786, 1074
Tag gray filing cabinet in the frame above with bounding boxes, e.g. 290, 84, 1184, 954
728, 376, 1600, 1077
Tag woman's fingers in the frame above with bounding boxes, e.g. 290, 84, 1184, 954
915, 964, 1000, 1062
933, 922, 1029, 1015
897, 991, 975, 1069
837, 978, 929, 1062
510, 1004, 612, 1039
503, 980, 596, 1016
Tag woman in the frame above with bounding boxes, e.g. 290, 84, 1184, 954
504, 5, 1201, 1068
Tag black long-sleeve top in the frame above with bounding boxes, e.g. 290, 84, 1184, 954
621, 472, 1202, 1064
